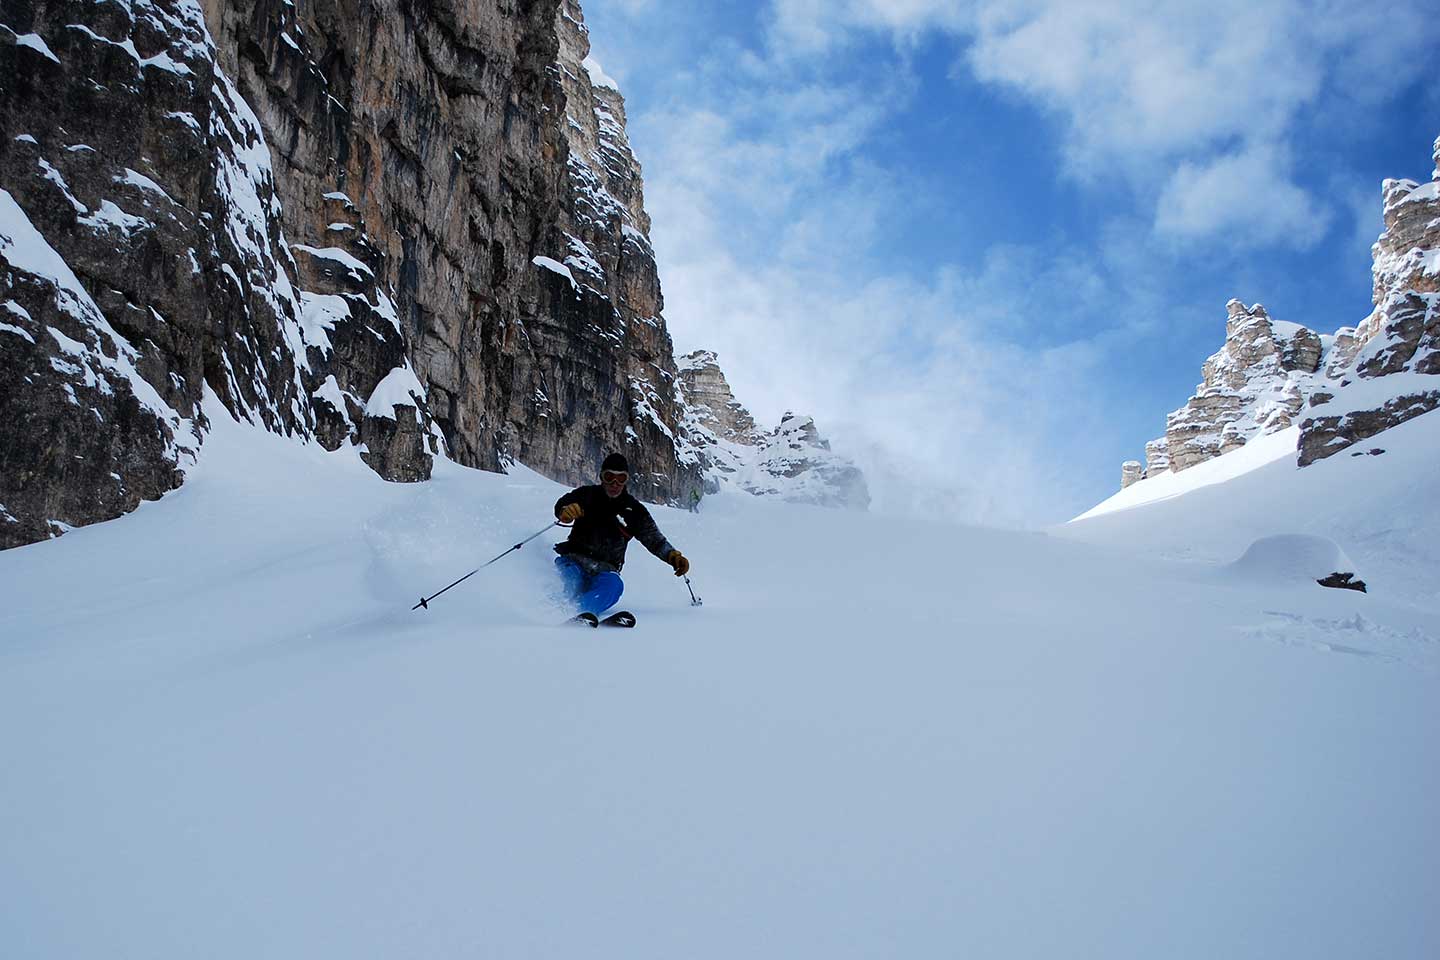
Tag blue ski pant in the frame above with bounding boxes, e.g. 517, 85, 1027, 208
554, 557, 624, 615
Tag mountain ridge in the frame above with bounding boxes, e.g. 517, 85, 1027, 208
1117, 131, 1440, 493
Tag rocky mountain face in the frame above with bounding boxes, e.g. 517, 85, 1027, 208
677, 349, 759, 446
1121, 131, 1440, 489
2, 0, 326, 549
548, 0, 699, 500
678, 350, 870, 510
1140, 300, 1323, 479
203, 0, 699, 501
1298, 136, 1440, 466
1, 0, 699, 549
743, 413, 871, 511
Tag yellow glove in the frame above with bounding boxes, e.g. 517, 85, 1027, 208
667, 550, 690, 577
558, 503, 583, 523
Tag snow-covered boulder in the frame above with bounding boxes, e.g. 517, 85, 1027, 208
1220, 534, 1364, 591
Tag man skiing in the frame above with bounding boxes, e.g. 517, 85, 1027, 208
553, 453, 690, 626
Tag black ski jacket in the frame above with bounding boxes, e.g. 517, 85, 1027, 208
553, 485, 675, 573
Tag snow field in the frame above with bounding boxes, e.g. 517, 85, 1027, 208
1, 401, 1437, 959
1065, 410, 1440, 605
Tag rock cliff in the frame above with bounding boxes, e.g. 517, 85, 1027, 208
677, 349, 760, 446
678, 350, 870, 510
1121, 130, 1440, 488
2, 0, 322, 548
1, 0, 699, 549
202, 0, 699, 501
1142, 300, 1323, 478
1298, 135, 1440, 465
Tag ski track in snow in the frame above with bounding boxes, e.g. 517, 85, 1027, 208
1, 400, 1437, 959
1242, 610, 1439, 671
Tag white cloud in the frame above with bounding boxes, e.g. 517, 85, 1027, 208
766, 0, 969, 53
965, 1, 1321, 172
1153, 142, 1331, 247
653, 200, 1139, 524
765, 0, 1440, 247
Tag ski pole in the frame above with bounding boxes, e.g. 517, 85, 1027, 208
683, 575, 703, 607
413, 521, 564, 611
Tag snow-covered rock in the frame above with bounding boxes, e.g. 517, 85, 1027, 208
1, 0, 315, 548
739, 412, 871, 510
1146, 300, 1323, 477
530, 0, 701, 504
678, 349, 761, 446
1220, 534, 1361, 590
1121, 129, 1440, 489
678, 350, 870, 510
2, 0, 706, 547
1298, 135, 1440, 465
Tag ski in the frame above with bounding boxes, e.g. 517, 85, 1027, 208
567, 612, 599, 628
600, 611, 636, 628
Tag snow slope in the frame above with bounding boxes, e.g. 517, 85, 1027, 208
1066, 412, 1440, 605
1075, 425, 1302, 521
1, 397, 1437, 959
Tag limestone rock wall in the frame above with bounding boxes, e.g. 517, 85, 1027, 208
1298, 135, 1440, 465
201, 0, 699, 502
1, 0, 703, 549
1145, 300, 1322, 477
677, 350, 870, 510
678, 349, 759, 446
1120, 130, 1440, 491
548, 0, 700, 500
1, 0, 319, 549
744, 413, 871, 511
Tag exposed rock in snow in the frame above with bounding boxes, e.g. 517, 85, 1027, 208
1298, 135, 1440, 465
1121, 129, 1440, 491
1145, 300, 1323, 477
678, 349, 760, 446
289, 191, 439, 482
677, 351, 870, 510
0, 0, 312, 548
193, 0, 699, 505
547, 0, 701, 504
358, 364, 433, 482
2, 0, 706, 547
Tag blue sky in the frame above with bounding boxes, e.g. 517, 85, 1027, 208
579, 0, 1440, 524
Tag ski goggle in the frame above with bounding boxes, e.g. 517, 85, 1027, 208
601, 470, 628, 484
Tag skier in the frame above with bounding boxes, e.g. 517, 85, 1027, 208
553, 453, 690, 626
